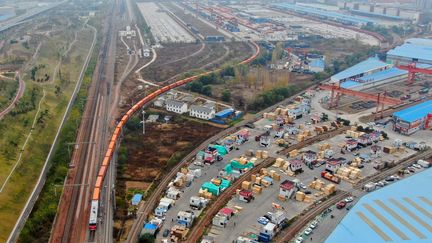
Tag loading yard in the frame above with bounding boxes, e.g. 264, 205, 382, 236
137, 2, 195, 43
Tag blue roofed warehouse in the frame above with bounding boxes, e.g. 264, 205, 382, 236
393, 100, 432, 135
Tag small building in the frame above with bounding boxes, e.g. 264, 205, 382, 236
141, 223, 158, 236
239, 190, 254, 203
165, 99, 188, 114
215, 108, 234, 119
289, 159, 303, 173
166, 188, 181, 200
218, 207, 235, 219
370, 145, 382, 157
326, 159, 342, 174
303, 150, 317, 164
154, 97, 165, 107
236, 129, 250, 143
177, 211, 194, 228
308, 58, 325, 73
260, 222, 277, 239
190, 196, 208, 210
279, 180, 296, 199
358, 134, 371, 146
190, 104, 215, 120
212, 213, 228, 228
346, 139, 358, 151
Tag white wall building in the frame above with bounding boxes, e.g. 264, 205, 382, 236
189, 104, 215, 120
166, 99, 188, 114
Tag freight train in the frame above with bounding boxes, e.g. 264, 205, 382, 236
88, 41, 260, 231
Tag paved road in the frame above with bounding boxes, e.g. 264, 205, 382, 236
0, 73, 25, 119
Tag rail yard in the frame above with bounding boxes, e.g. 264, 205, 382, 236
0, 0, 431, 243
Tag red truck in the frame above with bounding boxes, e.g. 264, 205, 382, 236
321, 171, 341, 184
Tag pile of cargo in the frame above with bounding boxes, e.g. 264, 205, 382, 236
256, 150, 269, 159
308, 179, 336, 196
295, 191, 312, 203
170, 225, 189, 242
273, 157, 295, 176
336, 166, 362, 181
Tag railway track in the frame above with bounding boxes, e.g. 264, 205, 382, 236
275, 149, 432, 242
187, 126, 349, 242
50, 3, 115, 243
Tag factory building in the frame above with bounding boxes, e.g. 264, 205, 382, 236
329, 38, 432, 91
387, 38, 432, 65
393, 100, 432, 135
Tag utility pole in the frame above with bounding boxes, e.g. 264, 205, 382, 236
141, 108, 146, 135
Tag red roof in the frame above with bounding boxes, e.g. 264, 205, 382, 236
219, 207, 234, 216
327, 159, 341, 166
280, 180, 295, 190
239, 190, 252, 197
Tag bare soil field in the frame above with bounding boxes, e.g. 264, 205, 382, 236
164, 2, 225, 37
114, 112, 221, 232
142, 42, 252, 83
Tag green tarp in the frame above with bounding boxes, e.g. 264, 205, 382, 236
209, 144, 228, 156
201, 182, 220, 196
230, 160, 254, 170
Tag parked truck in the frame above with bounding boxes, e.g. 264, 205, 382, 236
321, 171, 341, 184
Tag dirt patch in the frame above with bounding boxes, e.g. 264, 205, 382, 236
114, 111, 221, 225
142, 42, 252, 83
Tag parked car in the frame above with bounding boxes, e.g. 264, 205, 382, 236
336, 201, 346, 209
344, 196, 354, 203
257, 216, 269, 225
413, 164, 422, 169
163, 229, 170, 237
385, 177, 395, 182
309, 221, 318, 229
304, 227, 313, 235
408, 167, 416, 173
295, 236, 304, 243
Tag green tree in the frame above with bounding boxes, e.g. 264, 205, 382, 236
201, 85, 212, 96
138, 233, 155, 243
221, 89, 231, 102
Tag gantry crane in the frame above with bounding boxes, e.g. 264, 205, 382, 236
397, 63, 432, 85
320, 84, 402, 119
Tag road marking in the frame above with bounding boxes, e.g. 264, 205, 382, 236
356, 211, 392, 242
418, 196, 432, 207
403, 197, 432, 219
390, 198, 432, 233
363, 203, 409, 240
375, 200, 426, 239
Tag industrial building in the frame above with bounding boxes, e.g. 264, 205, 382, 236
272, 3, 375, 26
330, 57, 391, 83
393, 100, 432, 135
325, 169, 432, 243
330, 38, 432, 90
387, 38, 432, 65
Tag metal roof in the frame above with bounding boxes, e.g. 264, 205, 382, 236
165, 99, 186, 107
340, 67, 408, 89
190, 104, 214, 114
273, 3, 375, 25
387, 43, 432, 62
405, 38, 432, 47
326, 169, 432, 243
310, 59, 325, 69
332, 57, 389, 82
393, 100, 432, 123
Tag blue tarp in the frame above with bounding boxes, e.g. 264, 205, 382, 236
131, 194, 142, 206
215, 108, 235, 119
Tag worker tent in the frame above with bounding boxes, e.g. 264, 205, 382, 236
131, 193, 143, 206
230, 160, 254, 170
224, 164, 233, 175
220, 179, 231, 189
202, 182, 220, 196
209, 144, 228, 156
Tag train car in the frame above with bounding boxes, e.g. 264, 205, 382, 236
89, 200, 98, 230
102, 155, 110, 167
89, 188, 100, 231
95, 175, 104, 189
88, 41, 261, 231
98, 165, 108, 177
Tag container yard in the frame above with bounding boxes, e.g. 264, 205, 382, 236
137, 88, 429, 242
